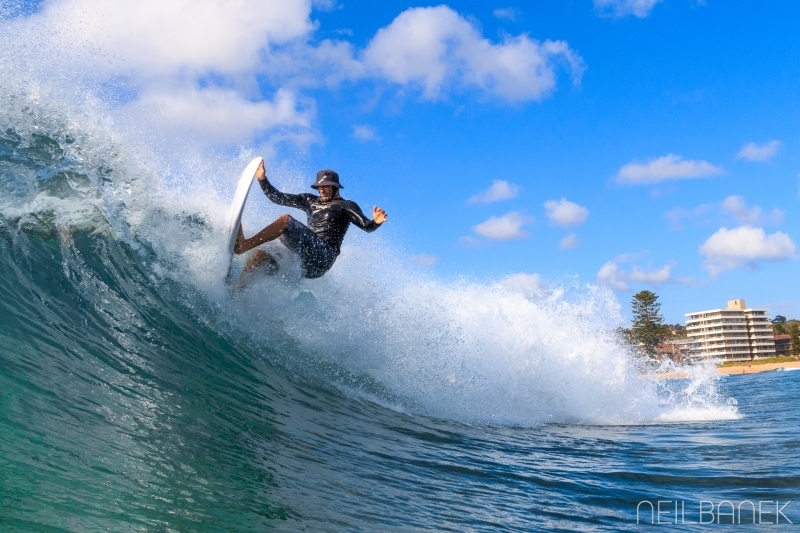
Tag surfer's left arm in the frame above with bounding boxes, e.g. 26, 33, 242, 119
346, 202, 386, 232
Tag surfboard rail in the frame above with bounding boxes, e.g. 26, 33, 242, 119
225, 157, 263, 282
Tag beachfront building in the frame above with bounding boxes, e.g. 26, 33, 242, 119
774, 334, 791, 356
685, 299, 776, 362
658, 338, 701, 362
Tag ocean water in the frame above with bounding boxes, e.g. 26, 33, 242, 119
2, 60, 800, 533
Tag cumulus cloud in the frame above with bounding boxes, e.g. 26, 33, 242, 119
543, 198, 589, 227
352, 125, 378, 142
458, 235, 483, 248
492, 8, 520, 21
467, 180, 520, 204
411, 254, 439, 267
666, 196, 783, 230
472, 211, 533, 240
699, 226, 797, 276
594, 0, 661, 18
3, 0, 320, 145
736, 140, 781, 162
127, 88, 314, 144
596, 253, 679, 292
2, 2, 585, 146
261, 38, 365, 88
312, 0, 339, 11
721, 195, 784, 226
362, 5, 584, 102
617, 154, 725, 184
35, 0, 315, 76
596, 261, 628, 292
627, 264, 673, 284
559, 234, 579, 249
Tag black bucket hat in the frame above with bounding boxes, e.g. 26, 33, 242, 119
311, 169, 343, 189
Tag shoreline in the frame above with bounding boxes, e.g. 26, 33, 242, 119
717, 360, 800, 375
650, 360, 800, 380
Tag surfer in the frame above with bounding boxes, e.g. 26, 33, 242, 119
234, 161, 387, 278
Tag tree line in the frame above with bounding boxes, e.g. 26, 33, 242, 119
773, 315, 800, 356
619, 291, 800, 358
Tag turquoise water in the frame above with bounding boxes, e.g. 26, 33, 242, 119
2, 79, 800, 533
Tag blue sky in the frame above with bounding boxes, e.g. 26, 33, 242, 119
3, 0, 799, 322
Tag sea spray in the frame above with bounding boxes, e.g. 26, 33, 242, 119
0, 62, 739, 430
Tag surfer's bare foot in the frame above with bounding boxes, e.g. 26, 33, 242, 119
244, 249, 279, 275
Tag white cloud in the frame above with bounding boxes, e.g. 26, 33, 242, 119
411, 254, 439, 267
2, 1, 585, 147
616, 154, 725, 185
472, 211, 533, 240
559, 234, 579, 249
352, 125, 378, 142
596, 253, 677, 292
596, 261, 629, 292
594, 0, 661, 18
543, 198, 589, 227
3, 0, 321, 145
128, 88, 313, 144
699, 226, 797, 276
362, 5, 584, 102
667, 196, 783, 231
492, 8, 520, 21
467, 180, 520, 204
736, 140, 781, 162
312, 0, 339, 11
458, 235, 483, 248
30, 0, 315, 76
260, 38, 365, 89
628, 265, 672, 284
720, 195, 784, 226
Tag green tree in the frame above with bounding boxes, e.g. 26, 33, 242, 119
615, 326, 634, 347
772, 315, 788, 334
790, 323, 800, 356
630, 290, 669, 357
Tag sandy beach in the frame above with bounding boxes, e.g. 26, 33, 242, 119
717, 360, 800, 375
649, 360, 800, 380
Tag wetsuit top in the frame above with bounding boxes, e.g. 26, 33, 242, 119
259, 178, 380, 252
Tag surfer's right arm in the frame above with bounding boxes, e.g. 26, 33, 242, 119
255, 161, 313, 211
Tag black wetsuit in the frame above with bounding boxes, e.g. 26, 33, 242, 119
259, 178, 380, 278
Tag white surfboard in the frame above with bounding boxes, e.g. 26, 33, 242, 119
225, 157, 263, 281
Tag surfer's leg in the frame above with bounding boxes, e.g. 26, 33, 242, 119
278, 218, 338, 278
243, 249, 279, 274
234, 214, 290, 254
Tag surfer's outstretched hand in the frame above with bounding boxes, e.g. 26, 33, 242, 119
255, 160, 266, 181
373, 206, 387, 225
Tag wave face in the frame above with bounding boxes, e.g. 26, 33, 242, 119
7, 62, 795, 533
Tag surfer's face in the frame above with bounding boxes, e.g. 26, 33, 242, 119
318, 185, 336, 202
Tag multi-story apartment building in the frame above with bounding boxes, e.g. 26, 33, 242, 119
685, 299, 775, 361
